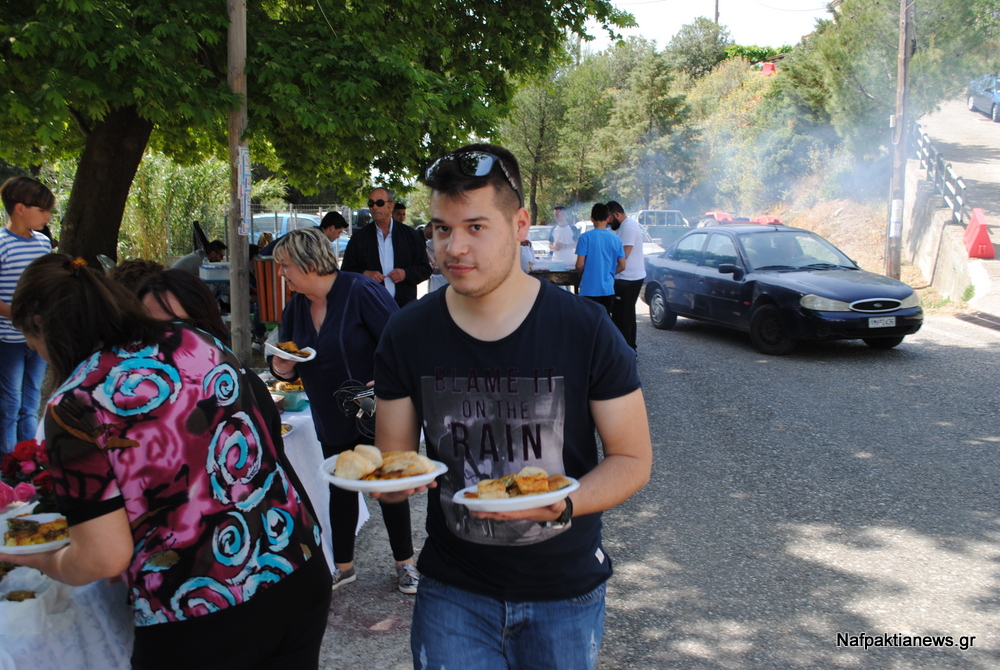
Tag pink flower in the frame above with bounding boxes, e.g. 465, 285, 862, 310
12, 483, 35, 502
19, 460, 36, 475
0, 482, 13, 510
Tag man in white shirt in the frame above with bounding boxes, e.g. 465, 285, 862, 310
607, 201, 644, 352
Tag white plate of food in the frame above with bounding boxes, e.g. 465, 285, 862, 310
2, 513, 70, 555
265, 342, 317, 362
452, 476, 579, 512
320, 453, 448, 493
280, 423, 294, 437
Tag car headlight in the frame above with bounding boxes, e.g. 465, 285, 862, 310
899, 292, 921, 308
800, 294, 852, 311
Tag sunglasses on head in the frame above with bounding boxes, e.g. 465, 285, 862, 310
367, 198, 388, 208
424, 151, 523, 206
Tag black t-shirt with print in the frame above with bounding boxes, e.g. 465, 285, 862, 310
375, 278, 641, 601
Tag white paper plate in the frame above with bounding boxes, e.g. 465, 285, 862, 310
1, 513, 70, 555
320, 455, 448, 492
451, 477, 580, 512
280, 423, 294, 437
265, 343, 317, 362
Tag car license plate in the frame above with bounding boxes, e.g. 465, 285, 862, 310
869, 316, 896, 328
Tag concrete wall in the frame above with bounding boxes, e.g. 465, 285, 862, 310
903, 158, 972, 302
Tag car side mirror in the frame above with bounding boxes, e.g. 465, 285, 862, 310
718, 263, 744, 280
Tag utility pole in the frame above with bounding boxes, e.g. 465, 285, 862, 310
715, 0, 720, 24
886, 0, 913, 279
227, 0, 251, 362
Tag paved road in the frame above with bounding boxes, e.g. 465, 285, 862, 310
318, 305, 1000, 669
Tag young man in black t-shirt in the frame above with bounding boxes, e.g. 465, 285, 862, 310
372, 143, 652, 670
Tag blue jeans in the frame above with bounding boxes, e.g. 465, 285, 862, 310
411, 574, 606, 670
0, 340, 47, 453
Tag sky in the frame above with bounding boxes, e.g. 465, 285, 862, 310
587, 0, 834, 52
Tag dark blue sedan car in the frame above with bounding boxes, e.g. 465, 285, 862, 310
967, 73, 1000, 122
642, 225, 923, 355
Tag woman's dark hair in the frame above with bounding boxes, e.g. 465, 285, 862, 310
136, 269, 229, 341
11, 254, 169, 383
108, 258, 165, 293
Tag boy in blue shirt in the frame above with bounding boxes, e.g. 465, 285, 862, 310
0, 177, 54, 452
575, 203, 625, 315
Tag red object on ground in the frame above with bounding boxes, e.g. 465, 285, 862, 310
965, 208, 995, 259
762, 63, 776, 75
752, 215, 782, 225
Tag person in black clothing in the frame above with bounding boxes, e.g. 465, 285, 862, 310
341, 187, 431, 308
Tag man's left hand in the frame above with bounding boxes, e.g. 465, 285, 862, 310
387, 268, 406, 283
470, 499, 566, 523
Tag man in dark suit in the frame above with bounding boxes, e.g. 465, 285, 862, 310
342, 187, 432, 308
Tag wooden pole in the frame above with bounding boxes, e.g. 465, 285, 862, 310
228, 0, 251, 362
886, 0, 912, 279
715, 0, 720, 24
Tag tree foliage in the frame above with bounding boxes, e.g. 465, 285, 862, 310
665, 17, 734, 80
0, 0, 633, 260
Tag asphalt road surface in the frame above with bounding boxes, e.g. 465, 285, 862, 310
319, 305, 1000, 669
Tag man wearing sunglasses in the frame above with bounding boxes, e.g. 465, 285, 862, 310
341, 187, 431, 308
370, 143, 652, 669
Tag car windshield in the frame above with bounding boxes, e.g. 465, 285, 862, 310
528, 226, 554, 241
739, 231, 856, 271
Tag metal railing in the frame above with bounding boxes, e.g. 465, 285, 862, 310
913, 122, 969, 223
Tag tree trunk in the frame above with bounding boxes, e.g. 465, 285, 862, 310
61, 105, 154, 266
529, 171, 539, 226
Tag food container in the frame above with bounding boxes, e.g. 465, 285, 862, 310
272, 390, 308, 412
199, 262, 231, 281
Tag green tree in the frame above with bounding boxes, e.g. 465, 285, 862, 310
0, 0, 632, 264
665, 17, 734, 81
498, 77, 566, 225
601, 52, 694, 208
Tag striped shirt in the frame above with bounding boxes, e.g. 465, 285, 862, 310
0, 227, 52, 342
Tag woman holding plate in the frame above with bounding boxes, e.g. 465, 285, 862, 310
268, 228, 419, 593
0, 254, 331, 669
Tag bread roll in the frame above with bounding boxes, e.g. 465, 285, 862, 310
334, 451, 377, 480
381, 451, 433, 477
354, 445, 383, 470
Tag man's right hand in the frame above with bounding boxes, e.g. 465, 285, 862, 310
364, 270, 385, 283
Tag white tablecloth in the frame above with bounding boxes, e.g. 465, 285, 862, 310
280, 408, 369, 572
0, 570, 133, 670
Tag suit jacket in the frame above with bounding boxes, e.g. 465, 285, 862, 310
341, 221, 432, 307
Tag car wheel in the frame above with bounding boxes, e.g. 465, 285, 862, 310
993, 105, 999, 123
749, 304, 796, 355
863, 336, 904, 349
968, 96, 977, 111
648, 287, 677, 330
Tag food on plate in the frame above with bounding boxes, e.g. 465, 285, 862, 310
4, 590, 35, 602
4, 515, 69, 546
333, 450, 377, 480
465, 467, 572, 499
377, 451, 435, 479
354, 444, 384, 470
273, 380, 304, 392
0, 561, 18, 583
331, 446, 436, 481
275, 341, 311, 358
514, 466, 550, 494
280, 424, 293, 436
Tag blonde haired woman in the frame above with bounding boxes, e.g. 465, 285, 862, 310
268, 228, 420, 593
